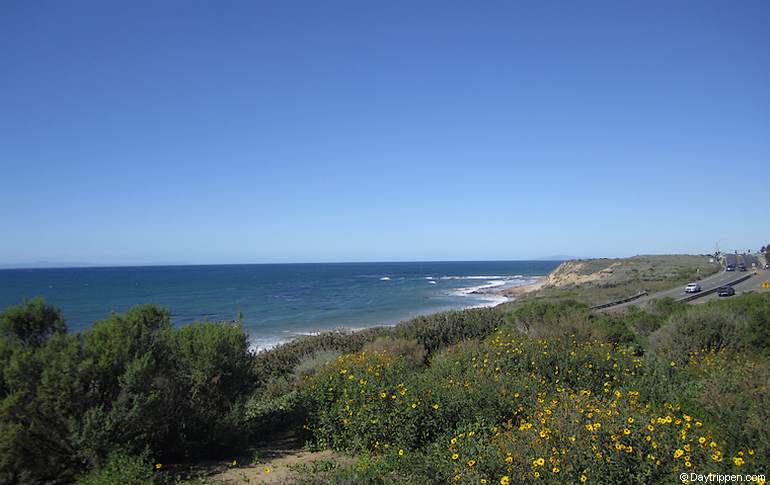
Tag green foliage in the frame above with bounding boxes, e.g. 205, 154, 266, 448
507, 300, 597, 340
648, 297, 688, 319
251, 327, 386, 391
297, 296, 770, 483
706, 292, 770, 352
393, 307, 505, 354
0, 297, 66, 348
650, 303, 750, 364
76, 451, 155, 485
293, 349, 342, 379
2, 292, 770, 484
363, 336, 426, 368
0, 302, 255, 484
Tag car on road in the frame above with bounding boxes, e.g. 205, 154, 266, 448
685, 283, 702, 293
717, 285, 735, 297
765, 263, 770, 270
738, 264, 747, 272
726, 264, 735, 271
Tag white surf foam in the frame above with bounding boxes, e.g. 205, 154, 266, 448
439, 275, 507, 280
248, 336, 290, 353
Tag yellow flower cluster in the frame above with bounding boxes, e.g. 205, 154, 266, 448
304, 330, 762, 484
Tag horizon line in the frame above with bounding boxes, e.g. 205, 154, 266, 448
0, 257, 581, 271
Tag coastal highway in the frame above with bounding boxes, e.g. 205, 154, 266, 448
607, 256, 763, 311
724, 253, 761, 269
693, 266, 770, 303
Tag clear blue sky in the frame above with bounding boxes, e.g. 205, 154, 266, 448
1, 1, 768, 265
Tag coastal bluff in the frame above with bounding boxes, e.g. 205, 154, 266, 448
502, 255, 720, 305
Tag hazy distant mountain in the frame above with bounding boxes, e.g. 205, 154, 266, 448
534, 255, 581, 261
0, 261, 102, 269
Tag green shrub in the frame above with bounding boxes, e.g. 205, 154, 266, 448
707, 292, 770, 352
648, 297, 687, 319
507, 300, 600, 341
363, 336, 426, 368
294, 349, 342, 379
0, 298, 66, 348
76, 451, 155, 485
678, 351, 770, 460
394, 307, 505, 354
0, 302, 256, 483
300, 325, 766, 484
650, 305, 750, 364
0, 332, 85, 483
251, 327, 386, 390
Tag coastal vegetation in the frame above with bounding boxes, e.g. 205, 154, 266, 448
0, 291, 768, 483
504, 255, 721, 307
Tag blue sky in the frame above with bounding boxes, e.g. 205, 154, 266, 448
1, 1, 768, 265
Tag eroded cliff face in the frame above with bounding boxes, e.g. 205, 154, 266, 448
543, 260, 621, 288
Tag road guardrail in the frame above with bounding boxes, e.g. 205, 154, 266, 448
591, 291, 648, 310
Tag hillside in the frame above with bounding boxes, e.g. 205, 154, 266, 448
503, 254, 720, 306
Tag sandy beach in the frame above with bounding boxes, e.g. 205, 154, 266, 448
500, 275, 547, 299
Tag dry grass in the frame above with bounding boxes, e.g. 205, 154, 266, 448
501, 255, 720, 307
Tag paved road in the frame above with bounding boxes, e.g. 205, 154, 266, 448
739, 253, 760, 269
607, 254, 764, 311
694, 267, 770, 303
608, 266, 738, 311
725, 253, 760, 269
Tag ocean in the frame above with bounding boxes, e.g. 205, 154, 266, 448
0, 261, 559, 350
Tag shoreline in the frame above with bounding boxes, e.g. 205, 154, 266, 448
249, 275, 547, 353
499, 275, 548, 299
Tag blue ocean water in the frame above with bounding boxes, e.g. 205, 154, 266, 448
0, 261, 559, 350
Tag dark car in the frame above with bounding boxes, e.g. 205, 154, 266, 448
717, 286, 735, 297
738, 264, 747, 272
726, 264, 735, 271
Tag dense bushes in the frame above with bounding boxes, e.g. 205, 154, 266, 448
2, 292, 768, 483
300, 325, 768, 483
296, 294, 770, 483
0, 301, 255, 484
0, 297, 66, 348
244, 307, 505, 438
76, 452, 154, 485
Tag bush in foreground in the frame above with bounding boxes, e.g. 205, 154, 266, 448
0, 302, 254, 484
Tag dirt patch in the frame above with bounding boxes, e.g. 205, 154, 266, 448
205, 449, 351, 484
184, 430, 353, 485
542, 260, 621, 288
